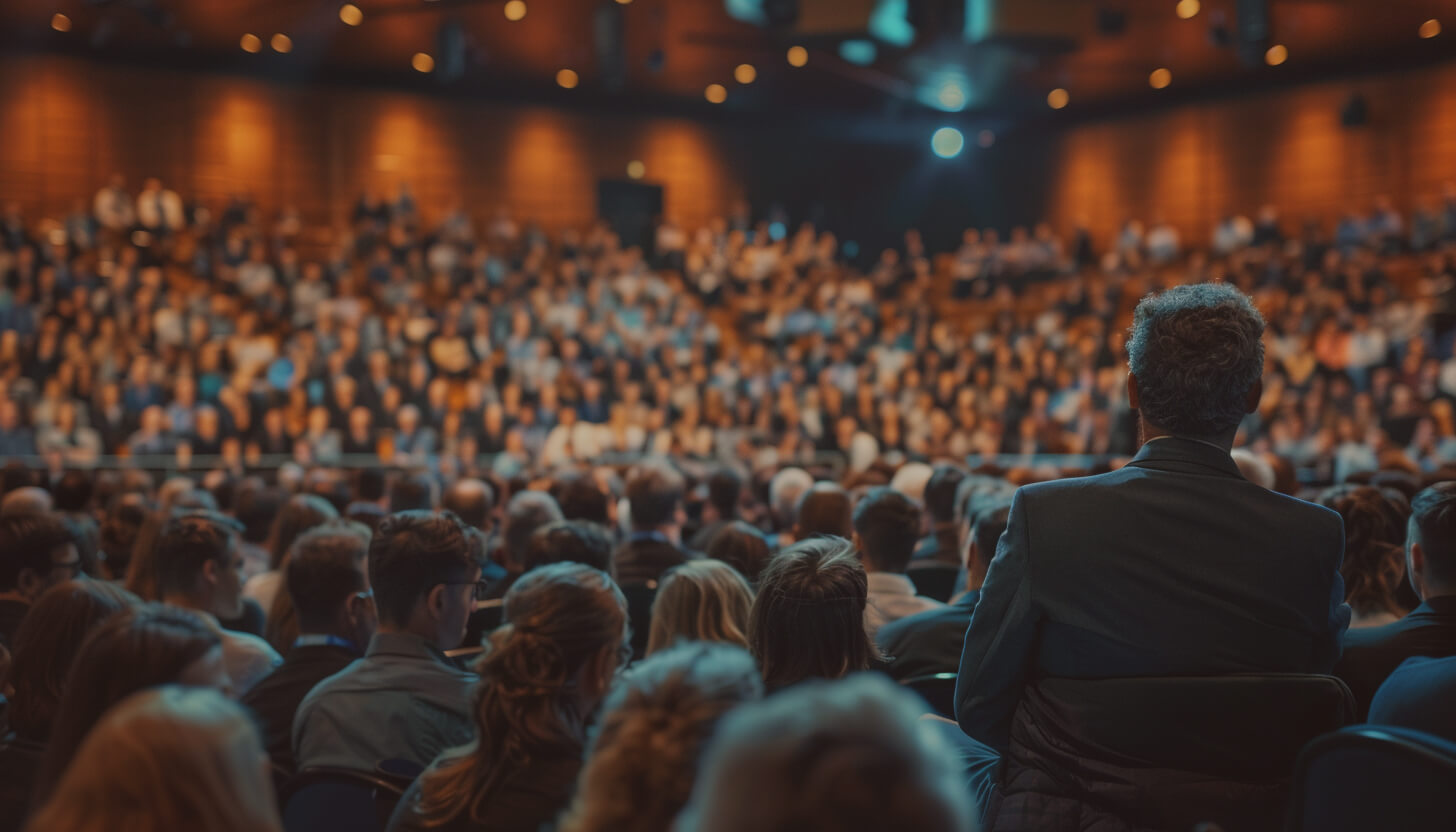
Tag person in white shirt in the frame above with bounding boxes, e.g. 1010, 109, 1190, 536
93, 173, 136, 232
136, 177, 186, 233
155, 511, 282, 695
852, 487, 944, 637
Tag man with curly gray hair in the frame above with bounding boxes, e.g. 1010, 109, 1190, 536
953, 282, 1350, 830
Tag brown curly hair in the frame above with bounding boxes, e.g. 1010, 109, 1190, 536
558, 642, 763, 832
1317, 484, 1409, 620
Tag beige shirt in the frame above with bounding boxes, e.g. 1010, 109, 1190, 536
865, 572, 945, 638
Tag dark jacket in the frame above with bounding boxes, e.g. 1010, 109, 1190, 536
385, 748, 582, 832
987, 675, 1354, 832
1335, 595, 1456, 718
878, 590, 979, 680
612, 533, 697, 659
1368, 654, 1456, 744
239, 641, 360, 775
958, 437, 1350, 753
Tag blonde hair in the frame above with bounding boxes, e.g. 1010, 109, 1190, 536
559, 643, 763, 832
26, 686, 281, 832
647, 560, 753, 656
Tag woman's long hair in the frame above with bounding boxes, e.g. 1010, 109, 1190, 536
34, 604, 223, 804
412, 562, 628, 827
7, 580, 138, 741
558, 643, 763, 832
25, 686, 282, 832
1317, 484, 1410, 620
647, 560, 753, 656
262, 495, 341, 651
749, 536, 877, 691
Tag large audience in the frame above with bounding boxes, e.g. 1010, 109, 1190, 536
4, 179, 1456, 832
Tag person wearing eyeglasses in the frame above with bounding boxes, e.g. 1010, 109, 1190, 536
0, 511, 85, 652
293, 510, 481, 774
240, 520, 377, 776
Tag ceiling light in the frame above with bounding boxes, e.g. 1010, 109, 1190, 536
734, 63, 757, 84
270, 33, 292, 53
557, 68, 579, 89
51, 13, 72, 32
1265, 44, 1288, 65
787, 45, 808, 67
1421, 19, 1442, 39
339, 4, 363, 26
504, 0, 527, 21
705, 83, 727, 103
412, 52, 435, 73
1175, 0, 1200, 20
240, 33, 262, 53
1047, 88, 1069, 109
1149, 68, 1172, 89
627, 160, 645, 179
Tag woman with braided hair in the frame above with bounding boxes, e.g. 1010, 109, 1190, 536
386, 561, 630, 832
558, 642, 763, 832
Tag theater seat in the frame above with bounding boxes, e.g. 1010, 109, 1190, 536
906, 564, 960, 603
280, 767, 408, 832
1290, 725, 1456, 832
901, 672, 958, 719
991, 674, 1356, 832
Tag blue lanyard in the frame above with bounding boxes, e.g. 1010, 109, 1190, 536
293, 634, 359, 652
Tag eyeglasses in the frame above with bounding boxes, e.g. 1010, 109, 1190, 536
442, 580, 491, 602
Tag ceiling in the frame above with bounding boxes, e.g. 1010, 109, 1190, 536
3, 0, 1456, 123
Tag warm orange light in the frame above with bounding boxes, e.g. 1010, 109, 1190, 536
1047, 88, 1069, 109
51, 13, 71, 32
271, 33, 292, 53
787, 45, 808, 67
734, 63, 757, 84
1421, 19, 1442, 39
615, 0, 633, 4
705, 83, 728, 103
557, 68, 579, 89
1175, 0, 1200, 20
1149, 68, 1172, 89
504, 0, 527, 21
240, 33, 262, 53
627, 160, 646, 179
1265, 44, 1288, 65
339, 4, 363, 25
412, 52, 435, 73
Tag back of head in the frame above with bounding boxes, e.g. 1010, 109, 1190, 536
1, 486, 54, 517
1317, 484, 1407, 618
524, 520, 613, 573
648, 560, 753, 656
560, 643, 763, 832
370, 510, 476, 628
100, 499, 149, 577
706, 521, 771, 585
794, 482, 853, 541
626, 463, 685, 531
8, 580, 137, 741
389, 471, 439, 514
355, 468, 388, 503
285, 521, 372, 633
233, 485, 285, 545
706, 468, 744, 518
36, 605, 223, 804
416, 561, 628, 825
888, 463, 934, 504
851, 487, 921, 573
504, 491, 565, 567
0, 511, 72, 595
1410, 482, 1456, 594
1126, 283, 1265, 440
443, 478, 495, 530
52, 470, 94, 514
750, 537, 874, 691
266, 493, 339, 570
28, 686, 281, 832
679, 674, 976, 832
153, 511, 241, 601
924, 466, 966, 525
551, 471, 611, 526
768, 468, 813, 531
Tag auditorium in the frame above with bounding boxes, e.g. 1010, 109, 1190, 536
2, 0, 1456, 830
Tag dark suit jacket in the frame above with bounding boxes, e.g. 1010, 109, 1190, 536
878, 590, 980, 680
956, 437, 1350, 752
613, 535, 696, 658
1368, 654, 1456, 744
239, 642, 360, 774
1336, 595, 1456, 718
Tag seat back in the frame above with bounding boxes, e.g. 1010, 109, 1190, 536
997, 674, 1356, 832
906, 564, 960, 603
281, 767, 407, 832
1290, 725, 1456, 832
901, 672, 958, 719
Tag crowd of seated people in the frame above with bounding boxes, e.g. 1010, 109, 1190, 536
6, 179, 1456, 487
0, 283, 1454, 829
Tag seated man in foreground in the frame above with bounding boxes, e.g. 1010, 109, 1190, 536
956, 283, 1350, 828
293, 510, 480, 773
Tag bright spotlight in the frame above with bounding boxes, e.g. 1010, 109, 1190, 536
931, 127, 964, 159
504, 1, 527, 21
1175, 0, 1200, 20
339, 4, 363, 26
786, 45, 808, 67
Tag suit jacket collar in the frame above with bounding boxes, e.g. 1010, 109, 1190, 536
1127, 436, 1242, 479
1409, 595, 1456, 619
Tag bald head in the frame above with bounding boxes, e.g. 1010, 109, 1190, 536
1, 487, 54, 517
443, 478, 495, 531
